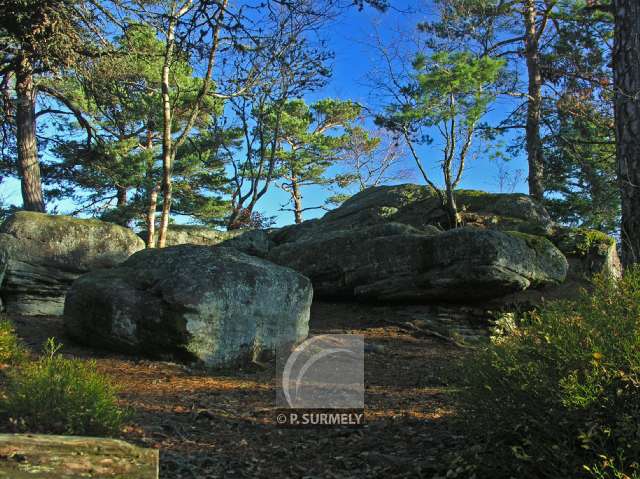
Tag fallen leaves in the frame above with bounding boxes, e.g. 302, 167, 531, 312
8, 301, 469, 478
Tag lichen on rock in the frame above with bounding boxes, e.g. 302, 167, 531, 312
264, 184, 615, 305
64, 245, 312, 367
0, 212, 144, 315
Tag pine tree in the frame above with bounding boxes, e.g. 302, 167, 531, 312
274, 99, 362, 224
0, 0, 99, 211
377, 51, 504, 227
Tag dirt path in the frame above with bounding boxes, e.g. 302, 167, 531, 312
9, 301, 466, 478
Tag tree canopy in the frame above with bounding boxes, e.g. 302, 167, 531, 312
0, 0, 632, 258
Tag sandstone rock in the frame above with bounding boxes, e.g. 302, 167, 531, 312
220, 229, 273, 257
64, 245, 312, 367
453, 189, 553, 234
267, 224, 567, 302
264, 184, 621, 304
0, 212, 145, 315
270, 185, 554, 245
140, 225, 272, 257
486, 227, 623, 309
139, 225, 237, 247
551, 227, 622, 280
0, 434, 158, 479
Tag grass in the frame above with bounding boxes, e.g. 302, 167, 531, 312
0, 335, 127, 436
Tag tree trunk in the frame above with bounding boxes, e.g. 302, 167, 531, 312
157, 8, 177, 249
146, 185, 160, 248
291, 178, 303, 224
144, 129, 158, 248
116, 186, 127, 207
445, 186, 459, 228
523, 0, 545, 201
614, 0, 640, 267
15, 66, 45, 212
227, 207, 243, 230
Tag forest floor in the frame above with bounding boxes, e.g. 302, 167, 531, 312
9, 301, 470, 478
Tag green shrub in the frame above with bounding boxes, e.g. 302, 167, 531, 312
2, 339, 127, 436
0, 318, 27, 365
458, 269, 640, 478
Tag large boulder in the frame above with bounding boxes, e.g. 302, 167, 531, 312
64, 245, 312, 367
270, 185, 554, 245
267, 224, 567, 302
140, 225, 272, 257
0, 212, 144, 316
482, 228, 621, 309
265, 184, 617, 304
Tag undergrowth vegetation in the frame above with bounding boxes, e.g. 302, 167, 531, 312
0, 319, 26, 365
457, 269, 640, 478
0, 329, 126, 436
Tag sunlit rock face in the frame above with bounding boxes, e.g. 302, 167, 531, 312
271, 185, 555, 245
64, 245, 312, 367
0, 211, 144, 316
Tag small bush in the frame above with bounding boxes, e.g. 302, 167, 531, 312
458, 269, 640, 478
2, 338, 127, 436
0, 318, 26, 365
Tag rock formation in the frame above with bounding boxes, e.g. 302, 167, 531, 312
264, 185, 618, 304
64, 245, 312, 367
0, 212, 144, 315
139, 225, 271, 257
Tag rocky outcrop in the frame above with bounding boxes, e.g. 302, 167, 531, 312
140, 225, 272, 257
551, 227, 621, 280
0, 212, 145, 315
139, 225, 237, 247
270, 185, 554, 243
64, 245, 312, 367
267, 223, 567, 301
264, 184, 615, 303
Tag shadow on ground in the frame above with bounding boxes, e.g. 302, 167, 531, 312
8, 301, 470, 478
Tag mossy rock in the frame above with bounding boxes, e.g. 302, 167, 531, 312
0, 434, 158, 478
0, 212, 144, 315
1, 211, 144, 271
297, 185, 554, 238
505, 231, 558, 257
139, 225, 239, 247
552, 227, 616, 257
455, 190, 554, 233
549, 227, 621, 280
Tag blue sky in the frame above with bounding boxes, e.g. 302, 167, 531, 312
1, 0, 530, 228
